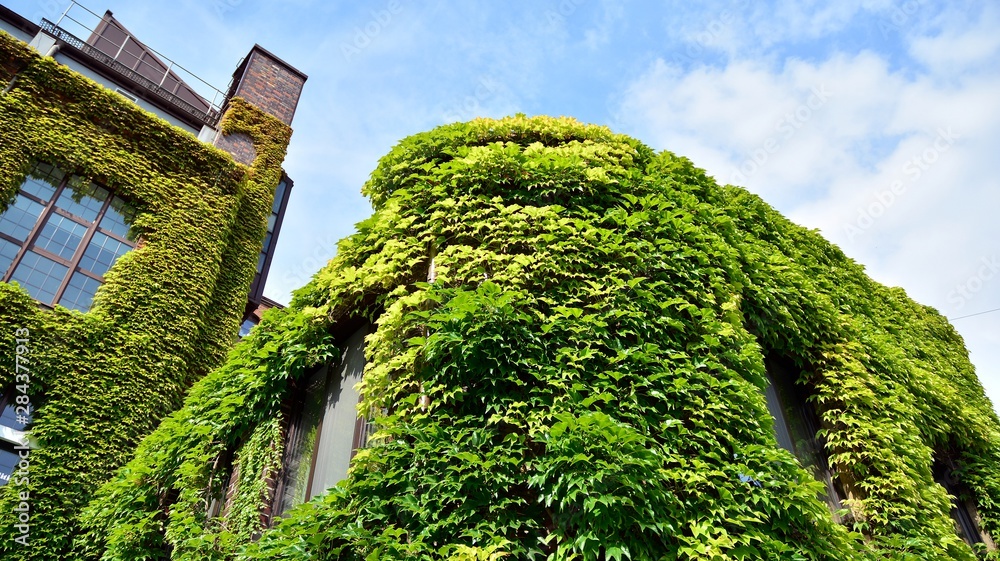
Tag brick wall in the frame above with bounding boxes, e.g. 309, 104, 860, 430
215, 131, 257, 166
232, 46, 306, 126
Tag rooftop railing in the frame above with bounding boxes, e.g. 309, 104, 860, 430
38, 1, 226, 126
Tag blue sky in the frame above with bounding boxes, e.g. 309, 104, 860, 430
6, 0, 999, 411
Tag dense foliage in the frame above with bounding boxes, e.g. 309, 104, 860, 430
84, 114, 1000, 560
0, 31, 290, 560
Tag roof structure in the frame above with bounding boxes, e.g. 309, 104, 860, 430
84, 10, 211, 113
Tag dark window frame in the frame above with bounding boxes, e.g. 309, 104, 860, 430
269, 318, 373, 521
1, 163, 136, 311
270, 366, 328, 517
246, 174, 292, 310
763, 354, 850, 522
0, 385, 33, 487
934, 456, 996, 549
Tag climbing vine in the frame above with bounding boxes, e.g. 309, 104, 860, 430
0, 30, 290, 560
80, 114, 1000, 560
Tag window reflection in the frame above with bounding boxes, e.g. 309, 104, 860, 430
10, 251, 69, 303
60, 272, 103, 312
763, 355, 848, 521
55, 179, 108, 222
19, 163, 63, 201
80, 232, 131, 277
35, 214, 87, 260
274, 325, 370, 518
0, 388, 32, 487
0, 196, 44, 242
0, 162, 137, 311
0, 239, 19, 277
275, 368, 326, 514
99, 197, 137, 241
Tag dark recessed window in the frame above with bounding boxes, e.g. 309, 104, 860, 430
251, 178, 288, 288
934, 459, 995, 548
0, 447, 18, 486
238, 318, 257, 338
763, 355, 848, 521
0, 387, 32, 487
273, 324, 370, 518
0, 163, 137, 312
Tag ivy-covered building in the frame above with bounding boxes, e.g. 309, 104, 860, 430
78, 115, 1000, 560
0, 5, 304, 559
4, 5, 1000, 561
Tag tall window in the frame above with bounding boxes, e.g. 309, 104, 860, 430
934, 458, 996, 548
0, 163, 136, 311
0, 388, 32, 486
273, 324, 371, 517
257, 177, 287, 276
762, 355, 849, 521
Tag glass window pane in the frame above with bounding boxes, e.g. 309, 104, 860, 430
10, 251, 69, 304
0, 238, 20, 277
80, 232, 132, 277
34, 214, 88, 260
20, 162, 65, 202
99, 196, 136, 241
0, 398, 30, 431
0, 195, 45, 242
256, 252, 266, 273
267, 213, 277, 232
0, 447, 19, 486
59, 272, 103, 312
309, 326, 368, 497
55, 177, 109, 222
238, 319, 256, 338
764, 381, 795, 453
276, 369, 327, 515
272, 178, 287, 214
261, 232, 273, 254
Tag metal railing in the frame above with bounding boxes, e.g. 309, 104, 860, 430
38, 2, 226, 126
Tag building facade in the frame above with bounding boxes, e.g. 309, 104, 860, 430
0, 4, 304, 558
84, 116, 1000, 560
0, 4, 297, 324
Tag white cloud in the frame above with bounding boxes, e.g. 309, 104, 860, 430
616, 4, 1000, 409
910, 3, 1000, 74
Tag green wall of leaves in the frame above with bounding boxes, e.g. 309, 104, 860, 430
83, 113, 1000, 560
0, 31, 290, 560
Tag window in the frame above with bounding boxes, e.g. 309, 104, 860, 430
762, 355, 849, 521
206, 446, 240, 520
238, 318, 257, 338
255, 178, 287, 278
114, 87, 139, 103
934, 458, 996, 548
0, 388, 32, 487
0, 163, 136, 311
273, 324, 371, 517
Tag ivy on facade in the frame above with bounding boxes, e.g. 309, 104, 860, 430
83, 114, 1000, 560
0, 30, 290, 560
